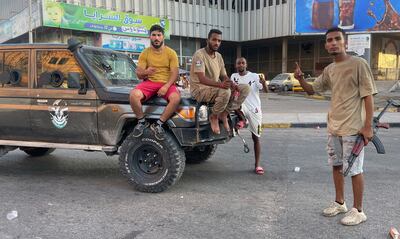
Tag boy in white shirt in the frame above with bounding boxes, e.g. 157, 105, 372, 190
231, 57, 268, 175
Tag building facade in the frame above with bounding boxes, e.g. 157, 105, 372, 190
1, 0, 400, 81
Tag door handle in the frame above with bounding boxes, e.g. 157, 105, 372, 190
36, 99, 48, 103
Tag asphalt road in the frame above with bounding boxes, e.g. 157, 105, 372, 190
1, 128, 399, 239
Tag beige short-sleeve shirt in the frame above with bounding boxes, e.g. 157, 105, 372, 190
312, 56, 378, 136
189, 48, 227, 91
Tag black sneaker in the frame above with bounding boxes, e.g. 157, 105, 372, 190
150, 123, 166, 140
132, 121, 149, 137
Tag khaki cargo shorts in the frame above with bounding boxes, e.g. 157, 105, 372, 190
326, 133, 364, 177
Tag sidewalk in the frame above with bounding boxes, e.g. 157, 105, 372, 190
262, 112, 400, 128
261, 80, 400, 128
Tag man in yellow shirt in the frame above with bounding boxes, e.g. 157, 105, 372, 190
129, 24, 180, 140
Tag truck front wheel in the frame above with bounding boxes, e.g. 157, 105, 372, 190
119, 129, 185, 193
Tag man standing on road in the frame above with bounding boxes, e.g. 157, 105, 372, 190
231, 57, 268, 175
129, 24, 180, 140
294, 27, 377, 226
190, 29, 250, 134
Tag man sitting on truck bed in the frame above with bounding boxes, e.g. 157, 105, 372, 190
129, 24, 180, 140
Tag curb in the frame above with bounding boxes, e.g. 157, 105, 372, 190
305, 95, 329, 101
375, 107, 399, 113
262, 123, 326, 128
262, 122, 400, 128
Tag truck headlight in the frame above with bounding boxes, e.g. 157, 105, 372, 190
176, 105, 208, 122
176, 106, 196, 121
198, 105, 208, 122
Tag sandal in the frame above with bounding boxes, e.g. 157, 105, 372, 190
255, 166, 264, 175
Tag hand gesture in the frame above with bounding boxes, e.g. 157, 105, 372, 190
146, 67, 157, 76
157, 85, 169, 97
359, 126, 373, 146
294, 62, 304, 80
259, 75, 266, 84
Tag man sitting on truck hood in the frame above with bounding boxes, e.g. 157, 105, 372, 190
129, 24, 180, 140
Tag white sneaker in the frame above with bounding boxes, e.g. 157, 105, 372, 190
322, 201, 348, 217
340, 208, 367, 226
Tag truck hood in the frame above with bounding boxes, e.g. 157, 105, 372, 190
103, 86, 196, 106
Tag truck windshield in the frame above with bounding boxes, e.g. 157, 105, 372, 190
82, 49, 139, 87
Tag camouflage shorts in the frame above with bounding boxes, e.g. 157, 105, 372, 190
326, 134, 364, 177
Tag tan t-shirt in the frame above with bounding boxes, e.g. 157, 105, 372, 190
189, 48, 227, 91
312, 56, 378, 136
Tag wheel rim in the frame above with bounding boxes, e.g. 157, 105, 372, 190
130, 144, 165, 175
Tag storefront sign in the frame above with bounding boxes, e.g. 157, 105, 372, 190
101, 34, 149, 52
42, 0, 170, 38
347, 34, 371, 64
296, 0, 400, 33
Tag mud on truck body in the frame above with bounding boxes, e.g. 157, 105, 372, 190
0, 39, 239, 192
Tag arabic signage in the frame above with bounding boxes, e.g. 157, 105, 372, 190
42, 0, 170, 38
101, 34, 149, 52
296, 0, 400, 33
347, 34, 371, 64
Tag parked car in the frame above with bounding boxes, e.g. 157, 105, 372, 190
268, 73, 299, 92
305, 77, 317, 85
0, 39, 240, 193
296, 76, 317, 91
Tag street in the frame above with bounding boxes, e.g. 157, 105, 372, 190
1, 128, 399, 239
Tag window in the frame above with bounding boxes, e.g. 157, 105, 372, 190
251, 0, 254, 10
276, 0, 280, 5
282, 0, 286, 3
269, 0, 273, 6
36, 50, 85, 89
0, 51, 29, 88
256, 0, 261, 9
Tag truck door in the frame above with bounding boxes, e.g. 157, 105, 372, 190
30, 49, 99, 145
0, 50, 32, 141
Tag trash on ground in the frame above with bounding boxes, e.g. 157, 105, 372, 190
6, 210, 18, 221
294, 167, 301, 172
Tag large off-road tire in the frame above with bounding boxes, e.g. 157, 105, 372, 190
185, 144, 217, 164
119, 129, 185, 193
21, 147, 55, 157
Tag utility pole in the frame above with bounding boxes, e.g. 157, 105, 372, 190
29, 0, 33, 43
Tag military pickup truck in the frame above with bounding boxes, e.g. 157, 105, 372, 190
0, 39, 238, 193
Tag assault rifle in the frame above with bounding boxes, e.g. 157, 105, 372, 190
343, 99, 400, 177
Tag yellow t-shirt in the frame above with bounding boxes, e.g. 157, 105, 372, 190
312, 56, 378, 136
137, 46, 179, 83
